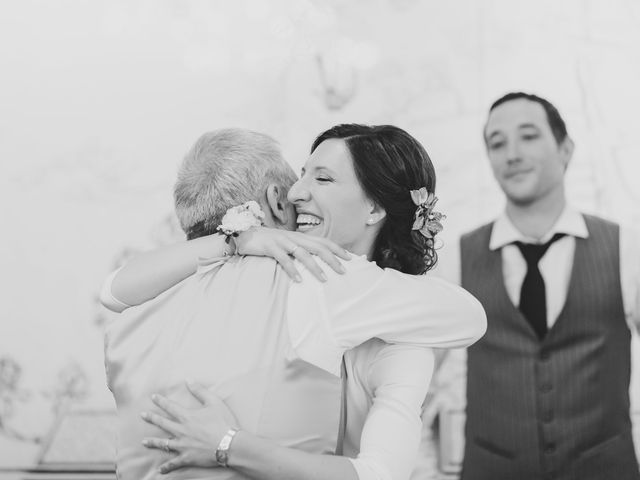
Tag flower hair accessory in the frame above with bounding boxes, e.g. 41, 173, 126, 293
410, 187, 445, 239
217, 200, 265, 240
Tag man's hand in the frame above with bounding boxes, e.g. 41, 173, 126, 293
235, 227, 351, 282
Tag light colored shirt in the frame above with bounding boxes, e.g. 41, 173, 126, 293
103, 254, 486, 480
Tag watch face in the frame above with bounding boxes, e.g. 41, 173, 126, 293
216, 449, 228, 467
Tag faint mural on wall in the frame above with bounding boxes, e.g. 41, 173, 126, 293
0, 356, 89, 445
315, 38, 379, 111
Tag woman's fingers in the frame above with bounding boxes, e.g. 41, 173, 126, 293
314, 237, 351, 261
236, 227, 351, 281
291, 247, 327, 282
186, 381, 218, 406
141, 411, 182, 436
271, 248, 302, 282
151, 394, 186, 421
142, 436, 180, 452
306, 244, 347, 275
288, 234, 350, 275
289, 237, 349, 279
288, 233, 349, 257
158, 455, 188, 474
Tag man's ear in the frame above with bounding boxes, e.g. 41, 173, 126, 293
265, 183, 290, 227
559, 137, 574, 171
366, 201, 387, 226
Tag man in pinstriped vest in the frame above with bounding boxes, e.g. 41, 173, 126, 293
457, 92, 640, 480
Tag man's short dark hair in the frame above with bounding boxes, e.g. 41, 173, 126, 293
489, 92, 569, 144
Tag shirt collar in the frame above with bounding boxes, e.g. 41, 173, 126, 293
489, 205, 589, 251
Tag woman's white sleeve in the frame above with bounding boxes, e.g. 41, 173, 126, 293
288, 254, 486, 376
99, 268, 132, 313
323, 263, 487, 351
349, 345, 435, 480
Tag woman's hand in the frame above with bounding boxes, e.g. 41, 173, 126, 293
141, 382, 238, 474
235, 227, 350, 282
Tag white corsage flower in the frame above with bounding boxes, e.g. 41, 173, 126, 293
217, 201, 265, 237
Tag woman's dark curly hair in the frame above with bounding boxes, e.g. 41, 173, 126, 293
311, 124, 439, 275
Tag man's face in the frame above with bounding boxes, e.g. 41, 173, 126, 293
484, 98, 572, 206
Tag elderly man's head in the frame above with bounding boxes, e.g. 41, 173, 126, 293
174, 129, 298, 239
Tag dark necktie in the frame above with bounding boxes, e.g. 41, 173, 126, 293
513, 233, 566, 339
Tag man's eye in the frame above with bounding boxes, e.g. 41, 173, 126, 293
316, 177, 332, 183
522, 133, 539, 141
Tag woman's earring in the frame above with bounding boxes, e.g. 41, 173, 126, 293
367, 216, 376, 225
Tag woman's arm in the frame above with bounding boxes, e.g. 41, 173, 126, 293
141, 382, 359, 480
327, 268, 487, 350
100, 228, 351, 312
109, 234, 227, 308
348, 344, 435, 480
224, 433, 359, 480
285, 256, 486, 377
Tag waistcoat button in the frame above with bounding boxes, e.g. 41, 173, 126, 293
540, 383, 552, 393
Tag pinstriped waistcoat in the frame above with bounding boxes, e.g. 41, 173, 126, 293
460, 214, 639, 480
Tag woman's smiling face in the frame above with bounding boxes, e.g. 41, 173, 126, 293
287, 138, 380, 256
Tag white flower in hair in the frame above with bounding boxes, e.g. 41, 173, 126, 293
410, 187, 430, 207
217, 201, 265, 237
410, 187, 445, 239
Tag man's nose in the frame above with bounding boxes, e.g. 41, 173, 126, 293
506, 141, 522, 164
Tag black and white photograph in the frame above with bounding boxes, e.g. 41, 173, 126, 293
1, 1, 639, 479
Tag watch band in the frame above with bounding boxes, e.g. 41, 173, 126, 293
215, 428, 239, 467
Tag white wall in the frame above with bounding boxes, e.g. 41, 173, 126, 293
1, 0, 639, 465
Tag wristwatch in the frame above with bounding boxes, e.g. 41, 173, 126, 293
215, 428, 239, 467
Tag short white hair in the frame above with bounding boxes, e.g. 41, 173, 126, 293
174, 128, 297, 239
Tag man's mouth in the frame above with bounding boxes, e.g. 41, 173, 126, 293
504, 168, 533, 180
296, 213, 323, 232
